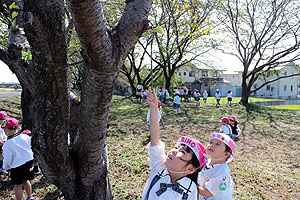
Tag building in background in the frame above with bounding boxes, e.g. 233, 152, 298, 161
251, 63, 300, 99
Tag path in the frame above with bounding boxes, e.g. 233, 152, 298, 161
0, 89, 22, 99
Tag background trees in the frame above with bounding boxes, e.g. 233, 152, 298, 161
217, 0, 300, 105
0, 0, 153, 199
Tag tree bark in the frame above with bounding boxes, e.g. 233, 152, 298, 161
10, 0, 153, 199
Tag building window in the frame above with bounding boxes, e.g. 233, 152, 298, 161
179, 72, 181, 76
284, 85, 287, 91
202, 70, 208, 77
189, 71, 195, 77
266, 85, 270, 91
183, 72, 187, 76
291, 85, 293, 91
284, 71, 287, 76
271, 87, 274, 92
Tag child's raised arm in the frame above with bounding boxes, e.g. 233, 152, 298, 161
147, 89, 160, 146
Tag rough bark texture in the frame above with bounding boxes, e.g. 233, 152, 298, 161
1, 0, 153, 199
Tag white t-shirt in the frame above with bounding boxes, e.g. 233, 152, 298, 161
142, 142, 198, 200
227, 92, 233, 98
220, 124, 232, 135
147, 108, 162, 123
203, 92, 208, 99
2, 133, 34, 170
174, 96, 180, 104
165, 91, 170, 99
194, 92, 200, 98
215, 93, 221, 100
198, 162, 234, 200
0, 127, 7, 143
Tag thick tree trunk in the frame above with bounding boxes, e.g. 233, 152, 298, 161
1, 0, 153, 199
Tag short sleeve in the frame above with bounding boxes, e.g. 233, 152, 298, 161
204, 174, 231, 196
147, 141, 166, 171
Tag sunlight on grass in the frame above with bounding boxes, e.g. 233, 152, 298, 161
270, 104, 300, 110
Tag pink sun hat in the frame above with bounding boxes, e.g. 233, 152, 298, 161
157, 100, 161, 106
220, 117, 229, 122
21, 130, 32, 136
177, 136, 208, 169
209, 133, 235, 164
229, 116, 237, 122
1, 117, 18, 129
0, 111, 8, 120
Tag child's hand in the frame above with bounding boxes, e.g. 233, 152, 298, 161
147, 89, 158, 108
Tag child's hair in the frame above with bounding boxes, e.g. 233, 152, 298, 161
184, 145, 201, 185
176, 136, 207, 184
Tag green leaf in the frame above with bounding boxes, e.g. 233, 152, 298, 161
3, 3, 7, 9
12, 11, 18, 19
9, 2, 20, 10
12, 19, 16, 28
154, 26, 165, 34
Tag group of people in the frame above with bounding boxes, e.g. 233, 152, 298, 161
220, 116, 241, 141
143, 90, 236, 200
0, 111, 39, 200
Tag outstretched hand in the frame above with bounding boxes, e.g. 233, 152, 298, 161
147, 89, 158, 108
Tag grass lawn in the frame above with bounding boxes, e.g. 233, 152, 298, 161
270, 104, 300, 110
1, 95, 300, 200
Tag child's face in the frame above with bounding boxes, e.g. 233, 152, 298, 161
206, 139, 229, 160
165, 145, 194, 172
221, 121, 226, 125
3, 128, 15, 136
229, 120, 235, 125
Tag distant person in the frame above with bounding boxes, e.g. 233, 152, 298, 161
198, 133, 235, 200
165, 89, 170, 105
173, 92, 181, 114
220, 117, 233, 138
0, 111, 8, 175
215, 89, 221, 107
229, 116, 241, 141
203, 90, 208, 103
227, 89, 233, 106
143, 89, 208, 200
193, 89, 201, 106
2, 117, 34, 200
136, 83, 143, 103
188, 87, 193, 102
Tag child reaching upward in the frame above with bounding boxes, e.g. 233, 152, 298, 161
198, 133, 235, 200
143, 89, 208, 200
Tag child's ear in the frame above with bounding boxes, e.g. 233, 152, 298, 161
186, 164, 197, 175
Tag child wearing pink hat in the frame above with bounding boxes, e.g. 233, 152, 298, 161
1, 117, 34, 200
193, 89, 200, 106
0, 111, 8, 175
198, 133, 235, 200
227, 89, 233, 106
220, 117, 232, 137
229, 116, 241, 141
215, 89, 221, 107
143, 90, 208, 200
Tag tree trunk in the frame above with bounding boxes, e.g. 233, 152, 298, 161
240, 75, 250, 106
20, 86, 34, 131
